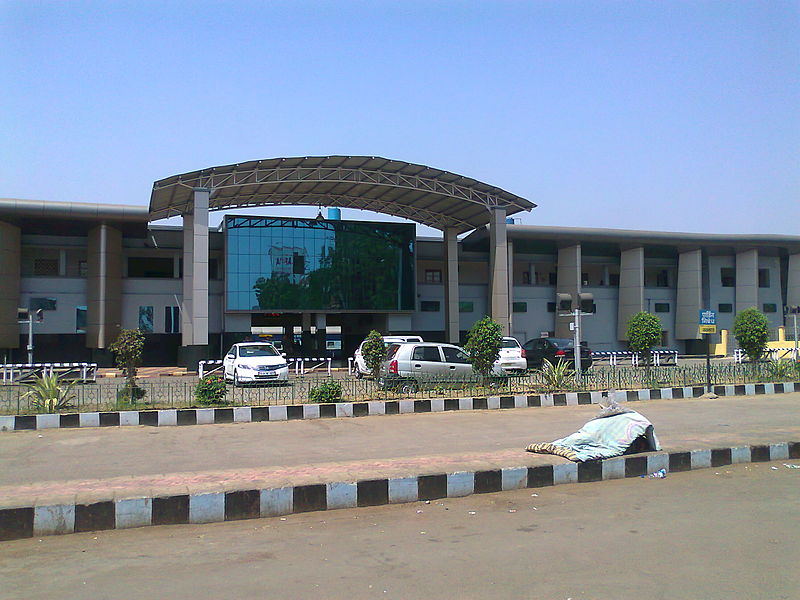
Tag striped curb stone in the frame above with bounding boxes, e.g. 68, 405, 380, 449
0, 381, 797, 433
1, 441, 797, 542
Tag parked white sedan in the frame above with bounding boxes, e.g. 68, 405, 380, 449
492, 337, 528, 375
223, 342, 289, 386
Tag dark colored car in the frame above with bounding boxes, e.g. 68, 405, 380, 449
521, 337, 593, 370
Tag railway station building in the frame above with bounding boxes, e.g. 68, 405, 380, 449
1, 156, 798, 366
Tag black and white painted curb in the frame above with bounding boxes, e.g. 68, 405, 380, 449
1, 441, 797, 541
1, 381, 798, 432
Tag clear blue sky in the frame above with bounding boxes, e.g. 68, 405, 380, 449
2, 1, 798, 235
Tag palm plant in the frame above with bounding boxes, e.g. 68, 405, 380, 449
22, 374, 77, 413
539, 358, 575, 392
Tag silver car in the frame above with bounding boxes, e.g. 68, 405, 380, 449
379, 342, 473, 393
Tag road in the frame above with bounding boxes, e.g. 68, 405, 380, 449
2, 461, 797, 600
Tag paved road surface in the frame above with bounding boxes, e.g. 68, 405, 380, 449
2, 393, 798, 489
2, 461, 797, 600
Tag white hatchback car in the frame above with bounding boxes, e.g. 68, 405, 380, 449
492, 337, 528, 375
353, 335, 423, 378
223, 342, 289, 386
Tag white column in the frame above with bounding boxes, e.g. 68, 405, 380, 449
735, 249, 758, 314
182, 188, 209, 347
443, 227, 460, 343
489, 208, 510, 335
556, 245, 581, 338
675, 249, 703, 340
616, 247, 644, 341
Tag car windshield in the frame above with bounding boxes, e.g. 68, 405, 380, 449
239, 345, 279, 357
550, 339, 575, 349
501, 339, 519, 348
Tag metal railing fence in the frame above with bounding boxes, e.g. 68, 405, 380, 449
1, 362, 798, 415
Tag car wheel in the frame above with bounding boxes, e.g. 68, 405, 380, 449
401, 381, 419, 394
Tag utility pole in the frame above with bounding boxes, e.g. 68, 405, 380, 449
557, 292, 594, 377
18, 308, 43, 364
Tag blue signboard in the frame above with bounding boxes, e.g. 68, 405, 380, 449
699, 309, 716, 325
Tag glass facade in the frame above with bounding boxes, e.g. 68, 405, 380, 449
225, 216, 415, 311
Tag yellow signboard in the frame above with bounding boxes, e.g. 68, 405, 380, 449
699, 325, 717, 334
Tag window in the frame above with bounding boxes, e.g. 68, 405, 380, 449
660, 330, 669, 347
522, 271, 530, 285
656, 270, 669, 287
30, 297, 57, 311
548, 272, 557, 285
763, 303, 777, 313
512, 302, 527, 313
654, 303, 670, 313
718, 303, 733, 313
34, 258, 59, 276
609, 273, 620, 286
164, 306, 180, 333
79, 260, 88, 277
76, 306, 87, 334
292, 254, 304, 275
412, 346, 441, 362
459, 301, 474, 313
128, 257, 173, 278
424, 270, 442, 283
442, 346, 469, 363
720, 268, 735, 287
138, 306, 154, 333
420, 301, 440, 312
758, 269, 770, 288
547, 302, 556, 313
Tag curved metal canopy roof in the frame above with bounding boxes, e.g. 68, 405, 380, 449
149, 156, 535, 233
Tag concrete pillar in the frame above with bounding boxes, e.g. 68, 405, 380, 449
735, 249, 758, 314
555, 245, 581, 338
507, 239, 514, 335
300, 313, 313, 356
489, 208, 510, 335
787, 254, 800, 308
0, 221, 21, 349
616, 247, 644, 341
443, 227, 460, 344
675, 249, 703, 340
87, 224, 122, 348
181, 214, 194, 345
182, 188, 209, 348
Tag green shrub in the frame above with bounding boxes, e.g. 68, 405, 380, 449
464, 316, 503, 378
116, 383, 146, 408
361, 329, 386, 379
308, 380, 343, 403
626, 312, 662, 364
22, 374, 77, 413
195, 375, 228, 405
733, 307, 769, 362
539, 359, 575, 392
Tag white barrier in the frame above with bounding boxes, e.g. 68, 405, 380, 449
591, 350, 679, 367
198, 357, 332, 378
734, 347, 799, 364
1, 363, 97, 383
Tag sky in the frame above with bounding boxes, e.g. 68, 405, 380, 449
1, 1, 798, 236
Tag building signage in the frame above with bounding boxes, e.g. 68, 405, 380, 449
699, 324, 717, 334
699, 310, 716, 325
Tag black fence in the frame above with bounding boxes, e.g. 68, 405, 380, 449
1, 362, 798, 415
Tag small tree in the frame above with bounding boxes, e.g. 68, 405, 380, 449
109, 328, 146, 403
733, 307, 769, 361
626, 312, 662, 365
464, 316, 503, 378
361, 329, 386, 379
